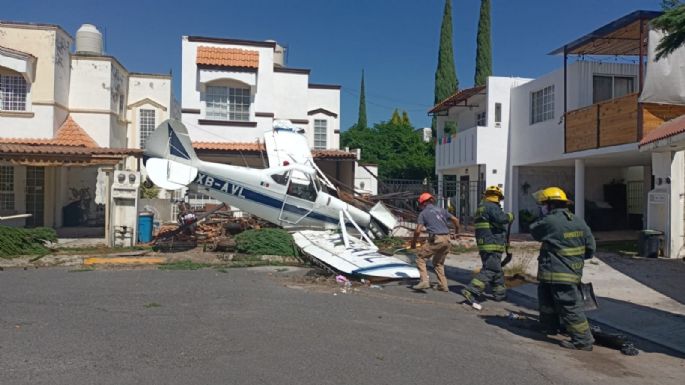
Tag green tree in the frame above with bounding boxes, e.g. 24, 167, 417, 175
401, 111, 411, 125
474, 0, 492, 86
390, 109, 402, 125
433, 0, 458, 134
356, 70, 368, 129
653, 1, 685, 60
341, 113, 434, 180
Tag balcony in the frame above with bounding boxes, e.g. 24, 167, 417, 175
436, 125, 502, 171
565, 93, 685, 153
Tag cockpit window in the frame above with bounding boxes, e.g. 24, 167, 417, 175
271, 172, 289, 185
287, 173, 317, 202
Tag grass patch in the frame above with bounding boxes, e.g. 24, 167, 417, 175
596, 240, 638, 255
144, 302, 161, 308
235, 229, 298, 257
158, 260, 211, 270
451, 244, 477, 254
374, 237, 406, 251
53, 245, 152, 255
0, 226, 57, 258
214, 267, 228, 273
69, 266, 95, 272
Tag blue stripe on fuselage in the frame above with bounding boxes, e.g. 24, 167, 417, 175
195, 172, 339, 225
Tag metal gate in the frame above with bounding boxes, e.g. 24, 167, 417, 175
379, 178, 484, 225
25, 166, 45, 227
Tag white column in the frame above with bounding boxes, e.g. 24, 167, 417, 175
506, 166, 520, 232
669, 151, 684, 258
437, 172, 445, 208
574, 159, 585, 219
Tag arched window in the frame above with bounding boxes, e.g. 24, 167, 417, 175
206, 82, 251, 121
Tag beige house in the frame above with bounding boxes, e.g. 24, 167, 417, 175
0, 21, 173, 236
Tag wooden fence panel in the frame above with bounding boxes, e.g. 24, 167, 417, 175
565, 105, 598, 152
599, 93, 638, 147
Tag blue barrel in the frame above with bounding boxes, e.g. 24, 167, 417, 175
138, 212, 154, 243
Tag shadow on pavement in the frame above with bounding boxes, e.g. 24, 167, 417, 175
443, 263, 685, 359
596, 253, 685, 306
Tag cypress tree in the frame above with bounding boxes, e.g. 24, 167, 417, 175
356, 70, 368, 129
433, 0, 458, 133
474, 0, 492, 86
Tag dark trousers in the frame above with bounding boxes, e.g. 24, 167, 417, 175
538, 282, 594, 346
466, 252, 506, 300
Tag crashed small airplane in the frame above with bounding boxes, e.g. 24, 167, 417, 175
143, 119, 419, 280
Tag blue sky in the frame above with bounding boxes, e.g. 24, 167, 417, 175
4, 0, 662, 130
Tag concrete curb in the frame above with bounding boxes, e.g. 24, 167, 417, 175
509, 283, 685, 355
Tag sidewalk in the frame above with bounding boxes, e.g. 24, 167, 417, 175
443, 248, 685, 354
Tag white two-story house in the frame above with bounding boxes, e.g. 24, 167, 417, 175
180, 36, 359, 188
0, 21, 173, 235
429, 77, 530, 222
506, 10, 685, 239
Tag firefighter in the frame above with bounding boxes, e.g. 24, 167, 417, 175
461, 186, 513, 306
411, 193, 460, 291
530, 187, 595, 351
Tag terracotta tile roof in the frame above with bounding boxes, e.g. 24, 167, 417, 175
640, 114, 685, 147
0, 144, 141, 166
0, 116, 99, 148
193, 141, 356, 159
312, 149, 357, 159
0, 116, 139, 165
193, 141, 264, 151
0, 143, 139, 156
428, 85, 486, 114
196, 46, 259, 68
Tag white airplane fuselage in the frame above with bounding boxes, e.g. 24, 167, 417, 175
190, 159, 371, 231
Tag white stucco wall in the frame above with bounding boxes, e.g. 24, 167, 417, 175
354, 164, 378, 195
181, 36, 341, 150
307, 87, 340, 149
509, 61, 639, 167
127, 75, 172, 148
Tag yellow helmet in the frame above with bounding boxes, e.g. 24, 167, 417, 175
533, 187, 569, 204
484, 185, 504, 202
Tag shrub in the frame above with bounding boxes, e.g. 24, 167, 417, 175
234, 228, 298, 257
0, 226, 57, 258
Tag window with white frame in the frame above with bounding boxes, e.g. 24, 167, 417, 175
530, 85, 554, 124
139, 109, 156, 148
593, 75, 635, 104
314, 119, 327, 149
0, 75, 28, 111
0, 166, 14, 210
494, 103, 502, 126
206, 86, 251, 121
476, 111, 486, 126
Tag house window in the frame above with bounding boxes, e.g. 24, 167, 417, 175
0, 75, 28, 111
494, 103, 502, 126
314, 119, 327, 149
593, 75, 635, 103
139, 109, 156, 148
531, 85, 554, 124
476, 111, 486, 126
0, 166, 14, 210
206, 86, 251, 121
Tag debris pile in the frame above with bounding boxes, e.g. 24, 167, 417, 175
152, 203, 272, 252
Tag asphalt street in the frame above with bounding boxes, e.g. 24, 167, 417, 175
1, 266, 683, 385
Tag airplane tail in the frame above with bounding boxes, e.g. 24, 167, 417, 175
143, 119, 199, 190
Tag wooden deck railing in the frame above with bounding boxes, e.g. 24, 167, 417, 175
565, 93, 685, 153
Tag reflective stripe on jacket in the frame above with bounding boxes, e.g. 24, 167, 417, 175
530, 208, 596, 284
474, 200, 510, 254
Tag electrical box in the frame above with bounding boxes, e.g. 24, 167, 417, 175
647, 188, 669, 233
110, 171, 141, 247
